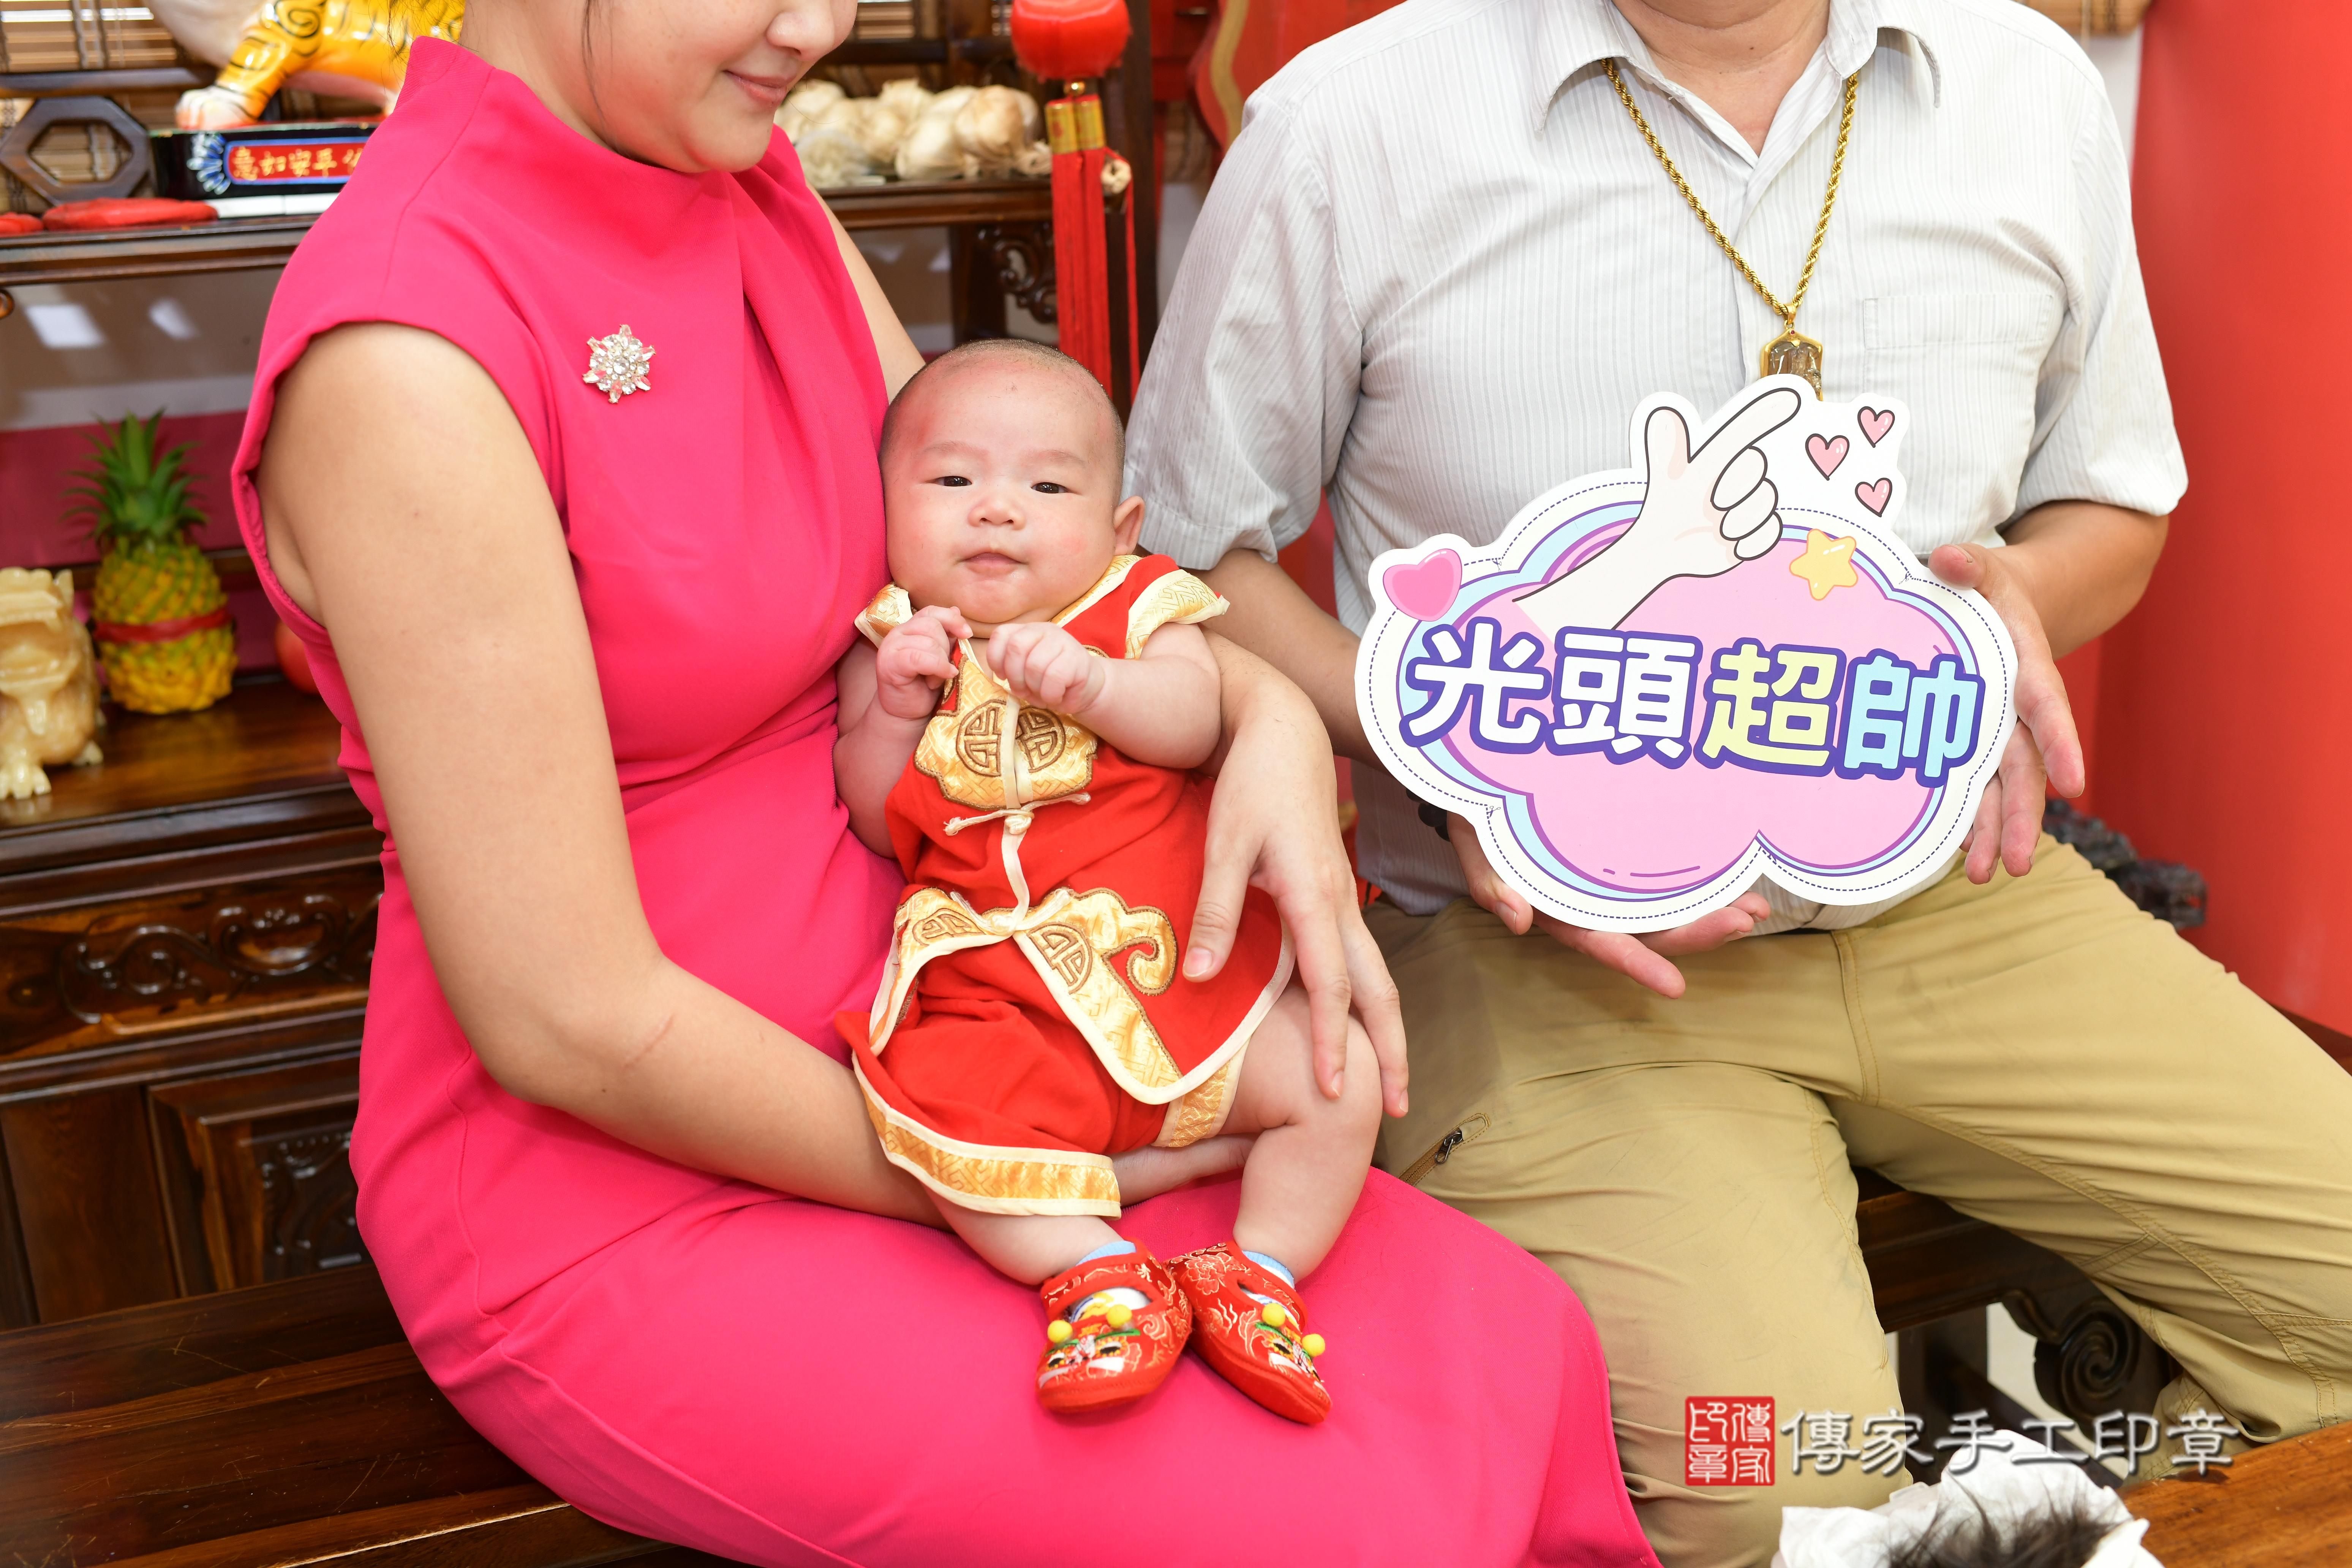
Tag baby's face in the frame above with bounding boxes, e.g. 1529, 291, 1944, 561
883, 357, 1142, 631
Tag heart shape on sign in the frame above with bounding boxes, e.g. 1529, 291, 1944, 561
1383, 548, 1463, 621
1855, 477, 1893, 515
1806, 433, 1850, 477
1858, 406, 1896, 446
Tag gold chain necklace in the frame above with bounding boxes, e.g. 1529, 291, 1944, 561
1604, 58, 1857, 396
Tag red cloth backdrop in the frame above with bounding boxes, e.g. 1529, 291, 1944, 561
1187, 0, 1402, 145
2090, 0, 2352, 1029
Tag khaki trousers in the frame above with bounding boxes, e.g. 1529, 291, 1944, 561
1365, 837, 2352, 1568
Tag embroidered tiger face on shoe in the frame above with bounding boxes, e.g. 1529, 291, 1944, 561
1170, 1243, 1331, 1425
1035, 1246, 1192, 1415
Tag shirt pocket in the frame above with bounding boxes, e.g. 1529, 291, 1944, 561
1862, 291, 2055, 548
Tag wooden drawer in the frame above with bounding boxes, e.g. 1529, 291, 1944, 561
153, 1055, 366, 1297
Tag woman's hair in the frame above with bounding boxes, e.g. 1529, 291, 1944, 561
1883, 1497, 2121, 1568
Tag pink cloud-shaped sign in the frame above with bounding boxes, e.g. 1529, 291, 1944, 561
1357, 379, 2017, 932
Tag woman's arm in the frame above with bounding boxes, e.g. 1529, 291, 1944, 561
1199, 551, 1374, 764
259, 323, 938, 1225
825, 206, 924, 397
1187, 634, 1408, 1118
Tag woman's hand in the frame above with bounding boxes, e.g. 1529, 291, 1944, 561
1448, 816, 1769, 999
1929, 542, 2085, 884
1192, 637, 1408, 1119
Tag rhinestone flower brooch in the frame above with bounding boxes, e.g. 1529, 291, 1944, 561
583, 324, 654, 404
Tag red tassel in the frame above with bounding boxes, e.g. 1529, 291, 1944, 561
1046, 95, 1116, 395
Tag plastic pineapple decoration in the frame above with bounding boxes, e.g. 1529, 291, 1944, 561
72, 414, 237, 714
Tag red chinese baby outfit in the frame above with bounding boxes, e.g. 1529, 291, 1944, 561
847, 555, 1293, 1216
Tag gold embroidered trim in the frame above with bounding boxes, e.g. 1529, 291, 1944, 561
855, 584, 914, 645
914, 652, 1099, 812
1053, 554, 1143, 628
1155, 1050, 1245, 1148
1011, 886, 1183, 1095
1122, 568, 1228, 658
858, 1062, 1122, 1216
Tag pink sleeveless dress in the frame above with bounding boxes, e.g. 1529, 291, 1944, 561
231, 40, 1655, 1568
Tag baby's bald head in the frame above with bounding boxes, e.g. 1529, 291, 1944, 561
879, 338, 1124, 487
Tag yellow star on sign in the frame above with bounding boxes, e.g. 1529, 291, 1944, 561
1789, 529, 1859, 601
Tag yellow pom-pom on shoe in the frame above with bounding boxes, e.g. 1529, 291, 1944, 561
1302, 1333, 1326, 1357
1046, 1319, 1074, 1344
1105, 1303, 1133, 1328
1260, 1303, 1287, 1328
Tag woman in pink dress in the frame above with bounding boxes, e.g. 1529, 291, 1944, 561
232, 5, 1655, 1564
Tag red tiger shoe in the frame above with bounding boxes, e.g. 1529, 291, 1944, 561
1035, 1246, 1193, 1414
1170, 1243, 1331, 1424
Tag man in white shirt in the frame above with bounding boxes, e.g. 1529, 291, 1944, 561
1130, 0, 2352, 1560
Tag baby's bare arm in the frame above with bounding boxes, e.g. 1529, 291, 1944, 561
988, 620, 1222, 769
833, 638, 931, 855
1087, 622, 1222, 767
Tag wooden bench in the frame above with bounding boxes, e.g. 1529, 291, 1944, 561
0, 1264, 734, 1567
2128, 1419, 2352, 1567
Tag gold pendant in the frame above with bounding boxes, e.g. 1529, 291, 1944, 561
1760, 329, 1824, 397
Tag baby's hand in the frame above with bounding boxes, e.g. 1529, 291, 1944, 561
874, 605, 971, 721
985, 621, 1107, 716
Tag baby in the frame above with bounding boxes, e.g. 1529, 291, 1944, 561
834, 339, 1379, 1424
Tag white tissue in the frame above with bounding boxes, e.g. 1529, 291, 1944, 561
1771, 1435, 2160, 1568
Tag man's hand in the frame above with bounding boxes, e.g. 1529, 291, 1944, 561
1930, 542, 2084, 883
873, 605, 970, 720
1518, 385, 1802, 634
1448, 812, 1770, 997
985, 620, 1108, 716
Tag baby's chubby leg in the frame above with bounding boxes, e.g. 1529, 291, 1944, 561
1223, 985, 1383, 1278
936, 1201, 1121, 1286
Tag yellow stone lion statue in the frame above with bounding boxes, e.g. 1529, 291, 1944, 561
163, 0, 465, 131
0, 569, 103, 801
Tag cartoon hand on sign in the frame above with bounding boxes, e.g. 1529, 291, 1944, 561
1357, 377, 2018, 961
1518, 385, 1804, 635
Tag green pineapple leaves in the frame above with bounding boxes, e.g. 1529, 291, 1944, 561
67, 411, 208, 553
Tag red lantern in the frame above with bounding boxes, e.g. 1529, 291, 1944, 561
1010, 0, 1138, 399
1010, 0, 1129, 80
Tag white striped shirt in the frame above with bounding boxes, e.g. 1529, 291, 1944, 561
1130, 0, 2187, 926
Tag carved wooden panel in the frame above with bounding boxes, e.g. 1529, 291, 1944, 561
0, 867, 379, 1065
975, 221, 1055, 323
152, 1057, 365, 1296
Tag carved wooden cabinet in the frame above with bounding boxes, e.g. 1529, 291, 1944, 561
0, 680, 378, 1327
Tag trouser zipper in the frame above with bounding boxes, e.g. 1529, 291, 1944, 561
1399, 1113, 1490, 1185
